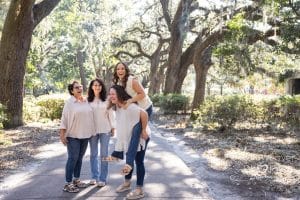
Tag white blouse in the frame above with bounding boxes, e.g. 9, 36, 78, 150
60, 96, 95, 139
121, 75, 152, 110
89, 99, 115, 134
114, 103, 150, 152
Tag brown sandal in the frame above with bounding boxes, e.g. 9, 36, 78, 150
121, 164, 132, 175
102, 156, 120, 162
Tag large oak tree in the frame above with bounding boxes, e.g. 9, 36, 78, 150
0, 0, 61, 128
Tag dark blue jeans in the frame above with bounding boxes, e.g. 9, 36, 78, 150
125, 105, 152, 167
111, 122, 141, 160
65, 137, 89, 183
125, 138, 150, 186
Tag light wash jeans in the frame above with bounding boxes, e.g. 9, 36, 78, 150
89, 133, 110, 183
65, 137, 89, 183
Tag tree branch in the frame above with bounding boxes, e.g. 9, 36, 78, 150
33, 0, 61, 28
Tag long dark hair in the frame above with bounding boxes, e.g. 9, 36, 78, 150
108, 85, 132, 110
87, 78, 107, 102
112, 62, 132, 88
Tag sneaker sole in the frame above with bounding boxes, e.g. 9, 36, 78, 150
116, 187, 131, 193
126, 193, 145, 199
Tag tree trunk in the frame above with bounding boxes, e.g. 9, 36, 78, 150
192, 46, 212, 110
0, 0, 60, 128
0, 1, 34, 128
164, 0, 192, 94
76, 48, 87, 92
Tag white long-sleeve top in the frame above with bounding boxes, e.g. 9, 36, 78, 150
114, 103, 150, 152
89, 99, 115, 134
60, 96, 95, 139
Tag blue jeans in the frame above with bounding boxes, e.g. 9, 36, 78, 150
89, 133, 110, 182
65, 137, 89, 183
126, 138, 150, 186
125, 105, 153, 167
111, 123, 141, 160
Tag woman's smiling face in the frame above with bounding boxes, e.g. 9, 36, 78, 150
116, 63, 126, 80
109, 88, 118, 104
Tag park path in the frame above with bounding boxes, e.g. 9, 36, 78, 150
0, 123, 213, 200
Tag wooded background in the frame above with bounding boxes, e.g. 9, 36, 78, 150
0, 0, 299, 128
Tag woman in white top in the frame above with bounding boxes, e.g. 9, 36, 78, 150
60, 81, 95, 193
108, 85, 150, 199
112, 62, 153, 181
87, 78, 115, 187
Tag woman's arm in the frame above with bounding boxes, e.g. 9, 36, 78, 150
127, 78, 146, 104
140, 109, 149, 140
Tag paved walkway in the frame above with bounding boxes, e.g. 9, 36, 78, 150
0, 124, 212, 200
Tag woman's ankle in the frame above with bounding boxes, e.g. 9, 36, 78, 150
124, 180, 131, 186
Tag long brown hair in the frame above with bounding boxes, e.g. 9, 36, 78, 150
112, 62, 132, 88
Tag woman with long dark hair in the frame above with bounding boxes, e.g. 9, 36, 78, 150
108, 85, 150, 199
87, 78, 115, 187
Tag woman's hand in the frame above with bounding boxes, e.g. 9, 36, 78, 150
60, 134, 68, 145
141, 129, 149, 140
60, 129, 68, 145
111, 128, 115, 137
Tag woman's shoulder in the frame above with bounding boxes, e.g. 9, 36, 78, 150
127, 103, 140, 111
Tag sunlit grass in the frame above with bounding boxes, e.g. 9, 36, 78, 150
0, 130, 12, 146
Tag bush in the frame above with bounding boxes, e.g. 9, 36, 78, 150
0, 103, 7, 128
159, 93, 189, 114
23, 96, 41, 122
193, 95, 258, 130
37, 94, 66, 120
150, 94, 164, 107
263, 95, 300, 129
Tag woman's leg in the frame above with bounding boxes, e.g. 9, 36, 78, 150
73, 138, 89, 179
65, 137, 80, 183
125, 122, 142, 168
125, 105, 153, 166
135, 138, 149, 187
99, 133, 110, 183
146, 105, 153, 120
89, 134, 100, 181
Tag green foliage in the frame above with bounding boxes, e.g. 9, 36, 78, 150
193, 94, 300, 131
278, 69, 295, 82
0, 103, 7, 128
226, 12, 250, 41
36, 94, 66, 120
149, 93, 164, 107
193, 95, 259, 130
263, 95, 300, 128
23, 96, 41, 122
159, 94, 189, 114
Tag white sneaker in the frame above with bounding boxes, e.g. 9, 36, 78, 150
97, 181, 106, 187
89, 179, 97, 185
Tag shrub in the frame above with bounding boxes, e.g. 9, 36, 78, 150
37, 94, 66, 120
159, 93, 189, 114
23, 96, 41, 122
0, 103, 7, 128
150, 94, 164, 107
193, 95, 258, 130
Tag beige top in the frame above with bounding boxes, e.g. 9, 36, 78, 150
122, 75, 152, 110
60, 96, 95, 139
115, 103, 150, 152
89, 99, 115, 134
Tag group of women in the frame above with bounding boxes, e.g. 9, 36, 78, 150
59, 62, 153, 200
